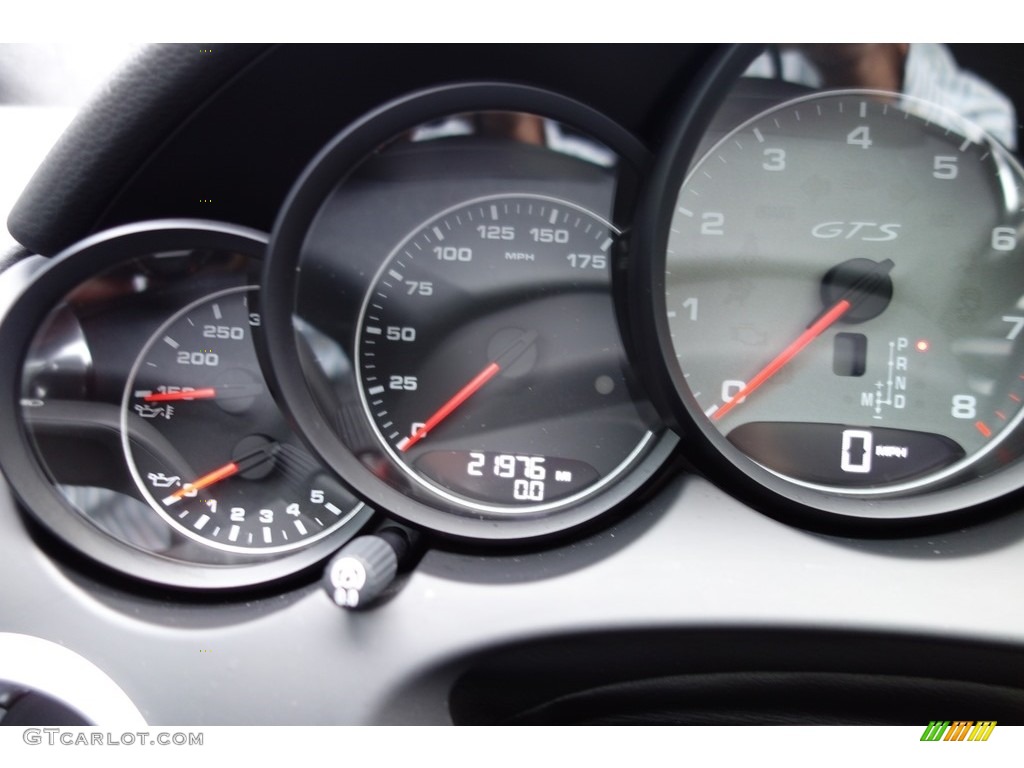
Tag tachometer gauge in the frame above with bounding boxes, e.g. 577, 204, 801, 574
124, 287, 364, 552
637, 73, 1024, 523
356, 194, 653, 514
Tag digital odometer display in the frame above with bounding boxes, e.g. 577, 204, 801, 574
355, 193, 655, 514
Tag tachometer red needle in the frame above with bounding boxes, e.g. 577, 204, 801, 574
399, 363, 500, 452
144, 388, 217, 402
163, 461, 239, 505
712, 299, 850, 422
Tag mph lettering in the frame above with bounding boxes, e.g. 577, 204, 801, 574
812, 221, 901, 241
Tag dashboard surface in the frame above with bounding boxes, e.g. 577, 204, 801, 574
3, 43, 1024, 726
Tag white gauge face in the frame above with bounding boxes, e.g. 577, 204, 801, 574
123, 287, 364, 553
665, 90, 1024, 493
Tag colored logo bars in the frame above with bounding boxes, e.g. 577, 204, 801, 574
920, 721, 997, 741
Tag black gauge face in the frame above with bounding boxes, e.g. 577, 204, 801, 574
123, 287, 364, 553
356, 193, 655, 514
664, 90, 1024, 494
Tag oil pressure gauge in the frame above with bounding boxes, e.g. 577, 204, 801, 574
123, 287, 365, 553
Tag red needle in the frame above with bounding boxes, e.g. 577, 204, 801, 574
144, 388, 217, 402
399, 362, 501, 452
162, 461, 239, 505
712, 299, 851, 422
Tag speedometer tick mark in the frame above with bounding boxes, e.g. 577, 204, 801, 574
433, 226, 444, 241
959, 137, 971, 151
163, 336, 180, 349
859, 101, 867, 118
753, 128, 764, 143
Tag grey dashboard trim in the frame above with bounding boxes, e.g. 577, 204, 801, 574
1, 470, 1021, 724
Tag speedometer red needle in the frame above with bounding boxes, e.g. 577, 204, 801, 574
712, 299, 850, 422
144, 388, 217, 402
163, 461, 239, 505
399, 363, 500, 452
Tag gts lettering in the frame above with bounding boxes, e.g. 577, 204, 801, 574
811, 222, 900, 241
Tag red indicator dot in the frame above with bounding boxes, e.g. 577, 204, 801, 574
915, 340, 929, 352
976, 421, 993, 438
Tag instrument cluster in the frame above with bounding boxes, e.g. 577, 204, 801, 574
4, 45, 1024, 591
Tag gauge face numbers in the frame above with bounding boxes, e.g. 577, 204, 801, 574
123, 287, 364, 553
356, 194, 654, 514
665, 90, 1024, 493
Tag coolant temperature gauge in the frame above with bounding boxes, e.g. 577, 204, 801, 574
122, 287, 365, 553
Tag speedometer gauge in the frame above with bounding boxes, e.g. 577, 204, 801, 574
356, 194, 653, 514
262, 83, 675, 540
637, 76, 1024, 523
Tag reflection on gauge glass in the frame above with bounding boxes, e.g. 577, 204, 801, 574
665, 89, 1024, 494
123, 287, 365, 553
357, 193, 654, 514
